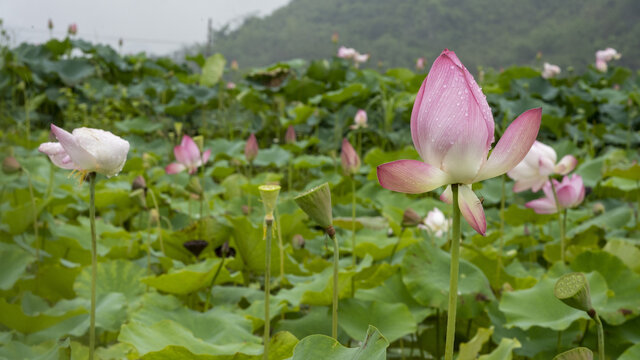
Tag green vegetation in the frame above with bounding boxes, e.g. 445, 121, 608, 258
208, 0, 640, 70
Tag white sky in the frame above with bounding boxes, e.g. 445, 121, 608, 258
1, 0, 290, 55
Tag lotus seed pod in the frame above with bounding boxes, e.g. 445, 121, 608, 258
401, 208, 422, 227
294, 183, 333, 229
553, 347, 593, 360
183, 239, 209, 258
259, 184, 281, 217
554, 272, 593, 313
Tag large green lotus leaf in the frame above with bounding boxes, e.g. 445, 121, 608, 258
20, 264, 80, 303
458, 327, 494, 360
0, 338, 70, 360
118, 320, 262, 359
227, 216, 306, 276
240, 298, 289, 331
321, 83, 369, 104
46, 58, 95, 85
603, 239, 640, 273
254, 147, 292, 168
274, 306, 336, 339
115, 117, 163, 134
200, 53, 226, 87
232, 332, 298, 360
499, 272, 607, 331
70, 340, 135, 360
567, 206, 632, 238
290, 325, 387, 360
571, 251, 640, 325
478, 337, 521, 360
141, 258, 240, 295
356, 272, 433, 323
603, 162, 640, 180
74, 259, 146, 301
337, 298, 416, 343
0, 242, 35, 290
0, 297, 85, 334
401, 240, 494, 310
277, 266, 354, 307
49, 216, 130, 257
619, 343, 640, 360
1, 193, 49, 235
132, 296, 258, 345
353, 228, 417, 261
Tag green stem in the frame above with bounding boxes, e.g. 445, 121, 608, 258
148, 189, 164, 254
328, 229, 340, 339
88, 172, 97, 360
496, 175, 506, 286
444, 184, 461, 360
204, 256, 226, 311
24, 169, 39, 264
390, 227, 405, 263
263, 217, 273, 360
351, 176, 356, 267
550, 181, 565, 263
248, 162, 253, 214
594, 313, 605, 360
275, 207, 285, 289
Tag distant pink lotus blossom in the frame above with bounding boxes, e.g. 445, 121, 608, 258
285, 125, 296, 144
39, 124, 129, 178
377, 49, 541, 235
507, 141, 577, 192
354, 53, 370, 64
541, 62, 561, 79
419, 207, 451, 237
68, 23, 77, 35
226, 82, 236, 89
341, 138, 360, 175
416, 57, 426, 70
350, 109, 368, 130
166, 135, 211, 174
337, 46, 357, 59
525, 175, 585, 214
245, 133, 259, 162
331, 32, 339, 43
595, 48, 621, 72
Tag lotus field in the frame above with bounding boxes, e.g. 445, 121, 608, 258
2, 37, 640, 360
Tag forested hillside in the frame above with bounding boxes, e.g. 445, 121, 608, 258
208, 0, 640, 70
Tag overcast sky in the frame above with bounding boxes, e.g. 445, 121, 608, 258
1, 0, 290, 55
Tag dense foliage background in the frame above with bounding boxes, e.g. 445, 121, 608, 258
0, 32, 639, 359
204, 0, 640, 70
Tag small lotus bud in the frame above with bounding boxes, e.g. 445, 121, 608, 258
142, 152, 156, 168
118, 38, 123, 47
292, 234, 305, 249
554, 272, 593, 313
130, 188, 147, 209
187, 176, 203, 195
149, 208, 160, 224
259, 184, 281, 218
131, 175, 147, 191
226, 82, 236, 89
416, 57, 426, 70
242, 205, 250, 215
331, 32, 339, 44
285, 125, 297, 144
340, 138, 360, 176
401, 208, 422, 228
48, 19, 54, 30
67, 23, 77, 35
592, 202, 605, 215
183, 239, 208, 257
174, 122, 183, 138
294, 183, 333, 229
215, 241, 236, 258
231, 60, 239, 71
553, 347, 593, 360
245, 133, 259, 163
2, 156, 21, 174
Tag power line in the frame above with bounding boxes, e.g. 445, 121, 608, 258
5, 26, 189, 45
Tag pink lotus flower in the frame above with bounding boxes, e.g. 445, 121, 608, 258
39, 124, 129, 178
341, 138, 360, 175
354, 53, 370, 64
525, 174, 585, 214
416, 57, 426, 70
245, 133, 259, 162
68, 23, 77, 35
377, 49, 541, 235
350, 109, 368, 130
419, 207, 451, 237
226, 82, 236, 89
165, 135, 211, 174
595, 48, 621, 72
338, 46, 357, 59
285, 125, 297, 144
507, 141, 577, 192
541, 62, 561, 79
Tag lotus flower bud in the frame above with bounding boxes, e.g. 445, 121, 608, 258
68, 23, 77, 35
226, 82, 236, 89
592, 202, 605, 215
245, 133, 259, 163
331, 32, 339, 44
2, 156, 21, 174
259, 184, 281, 218
131, 175, 147, 191
401, 208, 422, 228
350, 110, 368, 130
183, 240, 208, 258
341, 138, 360, 176
292, 234, 305, 249
285, 125, 297, 144
416, 57, 426, 70
149, 208, 160, 224
542, 62, 561, 79
554, 272, 593, 314
118, 38, 123, 47
294, 183, 333, 230
231, 60, 239, 71
553, 347, 593, 360
48, 19, 54, 30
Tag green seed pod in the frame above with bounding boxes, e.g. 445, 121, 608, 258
554, 272, 592, 313
553, 347, 593, 360
294, 183, 333, 229
259, 184, 281, 217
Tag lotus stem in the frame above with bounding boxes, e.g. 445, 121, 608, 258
204, 256, 226, 311
88, 172, 97, 360
550, 181, 565, 263
248, 162, 253, 214
24, 169, 39, 265
275, 208, 285, 290
444, 183, 461, 360
328, 226, 339, 339
390, 227, 405, 263
263, 217, 274, 360
496, 174, 506, 286
351, 175, 356, 267
594, 313, 605, 360
148, 188, 164, 254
